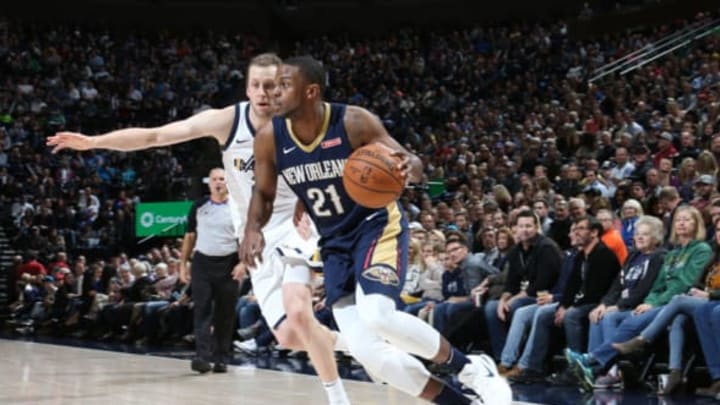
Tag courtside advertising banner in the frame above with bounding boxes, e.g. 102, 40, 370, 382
135, 201, 192, 237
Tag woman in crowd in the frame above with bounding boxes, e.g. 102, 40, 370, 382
566, 205, 712, 393
403, 241, 445, 316
619, 199, 644, 250
471, 226, 516, 310
672, 158, 697, 201
696, 150, 718, 177
491, 227, 515, 272
401, 239, 425, 304
611, 218, 720, 394
585, 216, 666, 389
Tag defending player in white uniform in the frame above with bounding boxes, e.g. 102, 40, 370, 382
47, 53, 350, 405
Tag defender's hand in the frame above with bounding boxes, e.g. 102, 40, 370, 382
47, 132, 94, 153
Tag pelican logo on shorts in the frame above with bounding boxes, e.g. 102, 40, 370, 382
361, 265, 400, 286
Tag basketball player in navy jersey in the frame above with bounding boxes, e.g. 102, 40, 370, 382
240, 56, 512, 405
47, 53, 350, 405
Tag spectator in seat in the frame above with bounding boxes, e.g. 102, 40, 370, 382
619, 199, 643, 250
484, 209, 562, 359
400, 239, 424, 305
548, 199, 572, 250
430, 237, 497, 335
499, 222, 579, 382
567, 205, 712, 393
403, 241, 445, 316
596, 209, 628, 265
610, 217, 720, 395
690, 174, 718, 214
585, 216, 666, 390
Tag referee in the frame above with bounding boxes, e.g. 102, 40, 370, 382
180, 167, 240, 374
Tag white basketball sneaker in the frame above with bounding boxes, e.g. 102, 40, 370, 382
458, 354, 513, 405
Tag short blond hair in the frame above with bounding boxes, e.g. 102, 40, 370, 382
249, 53, 282, 68
621, 199, 644, 218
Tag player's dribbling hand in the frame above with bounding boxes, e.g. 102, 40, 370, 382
46, 132, 93, 153
239, 230, 265, 268
390, 151, 411, 185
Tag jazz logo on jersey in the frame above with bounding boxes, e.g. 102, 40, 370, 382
361, 265, 400, 286
233, 156, 255, 173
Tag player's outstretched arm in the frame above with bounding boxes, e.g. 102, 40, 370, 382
47, 105, 235, 153
344, 105, 423, 183
239, 121, 278, 266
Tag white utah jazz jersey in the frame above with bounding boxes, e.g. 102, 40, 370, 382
221, 102, 298, 239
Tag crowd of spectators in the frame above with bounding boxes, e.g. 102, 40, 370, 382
3, 7, 720, 398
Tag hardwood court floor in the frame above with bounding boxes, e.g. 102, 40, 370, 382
0, 339, 432, 405
0, 336, 711, 405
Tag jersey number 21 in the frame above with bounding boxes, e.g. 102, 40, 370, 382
307, 184, 345, 217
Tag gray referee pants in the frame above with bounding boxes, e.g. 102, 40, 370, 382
191, 251, 239, 363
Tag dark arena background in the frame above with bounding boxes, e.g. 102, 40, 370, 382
2, 0, 720, 404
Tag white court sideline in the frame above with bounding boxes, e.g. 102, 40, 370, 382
0, 339, 536, 404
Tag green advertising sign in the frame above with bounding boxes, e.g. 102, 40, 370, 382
135, 201, 193, 237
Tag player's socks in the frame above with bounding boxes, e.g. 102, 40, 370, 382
323, 378, 350, 405
444, 347, 471, 374
432, 382, 472, 405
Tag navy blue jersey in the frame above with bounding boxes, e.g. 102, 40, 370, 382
274, 102, 378, 239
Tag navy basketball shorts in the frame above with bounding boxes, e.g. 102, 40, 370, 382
321, 203, 409, 307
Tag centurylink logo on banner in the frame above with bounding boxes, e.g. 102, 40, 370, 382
135, 201, 193, 237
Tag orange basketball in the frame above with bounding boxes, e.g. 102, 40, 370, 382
343, 143, 405, 209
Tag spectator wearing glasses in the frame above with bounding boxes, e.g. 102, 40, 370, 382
431, 237, 497, 335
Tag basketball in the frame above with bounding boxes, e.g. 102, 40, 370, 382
343, 143, 405, 209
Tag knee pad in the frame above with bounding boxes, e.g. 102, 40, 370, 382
355, 294, 395, 335
333, 303, 430, 397
354, 288, 441, 359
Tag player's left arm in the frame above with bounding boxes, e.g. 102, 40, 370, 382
344, 105, 423, 184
